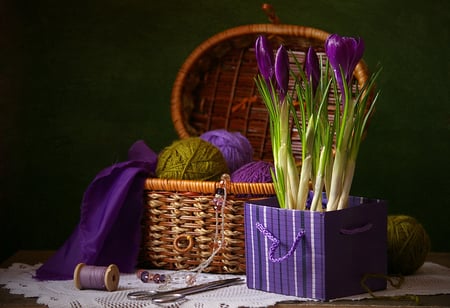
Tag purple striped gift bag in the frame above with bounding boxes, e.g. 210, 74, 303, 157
244, 196, 388, 300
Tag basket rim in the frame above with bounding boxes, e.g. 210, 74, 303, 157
170, 23, 370, 139
145, 177, 275, 195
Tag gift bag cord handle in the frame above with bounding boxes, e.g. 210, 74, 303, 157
340, 223, 373, 235
256, 222, 305, 263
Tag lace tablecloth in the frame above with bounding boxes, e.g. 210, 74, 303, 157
1, 262, 450, 308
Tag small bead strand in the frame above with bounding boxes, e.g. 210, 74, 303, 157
136, 174, 230, 288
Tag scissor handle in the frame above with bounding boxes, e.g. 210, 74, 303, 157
152, 293, 185, 304
127, 290, 156, 300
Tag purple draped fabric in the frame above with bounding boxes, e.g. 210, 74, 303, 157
34, 140, 157, 280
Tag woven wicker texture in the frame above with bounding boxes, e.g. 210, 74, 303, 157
140, 179, 274, 274
140, 18, 371, 274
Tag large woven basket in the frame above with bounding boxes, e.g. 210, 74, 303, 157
139, 10, 371, 274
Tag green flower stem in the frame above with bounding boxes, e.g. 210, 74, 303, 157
296, 114, 314, 209
286, 153, 299, 209
256, 75, 300, 209
310, 146, 326, 211
255, 75, 288, 209
297, 155, 311, 210
326, 148, 346, 211
333, 68, 380, 210
279, 101, 299, 209
271, 167, 285, 209
277, 144, 288, 205
327, 81, 356, 211
335, 86, 379, 210
337, 158, 356, 210
273, 118, 287, 209
324, 153, 333, 199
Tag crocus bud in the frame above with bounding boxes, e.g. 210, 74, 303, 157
255, 35, 275, 82
325, 34, 365, 92
275, 45, 289, 101
305, 47, 320, 94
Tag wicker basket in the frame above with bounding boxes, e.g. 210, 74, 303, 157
139, 14, 371, 274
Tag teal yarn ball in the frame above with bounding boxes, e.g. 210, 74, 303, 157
156, 137, 229, 181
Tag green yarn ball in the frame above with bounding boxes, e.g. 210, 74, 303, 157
387, 215, 431, 275
156, 137, 229, 181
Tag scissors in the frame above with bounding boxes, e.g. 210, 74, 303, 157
127, 277, 244, 304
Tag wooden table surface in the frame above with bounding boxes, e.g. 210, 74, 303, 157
1, 250, 449, 307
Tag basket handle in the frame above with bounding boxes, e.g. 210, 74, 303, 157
256, 222, 305, 263
261, 3, 280, 24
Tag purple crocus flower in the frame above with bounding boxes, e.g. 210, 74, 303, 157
325, 34, 365, 93
275, 45, 290, 101
255, 35, 275, 83
304, 47, 320, 94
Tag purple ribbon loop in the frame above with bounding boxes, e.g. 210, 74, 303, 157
340, 223, 373, 235
256, 222, 305, 263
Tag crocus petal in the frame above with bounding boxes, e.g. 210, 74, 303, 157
345, 37, 364, 84
325, 34, 344, 72
325, 34, 348, 91
275, 45, 290, 100
305, 47, 320, 94
325, 34, 365, 92
255, 35, 275, 82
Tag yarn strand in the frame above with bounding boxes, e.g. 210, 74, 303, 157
360, 273, 420, 304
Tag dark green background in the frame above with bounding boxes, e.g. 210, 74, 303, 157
1, 0, 449, 262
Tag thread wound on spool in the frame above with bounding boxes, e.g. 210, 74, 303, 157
74, 263, 120, 292
387, 215, 431, 275
156, 137, 229, 181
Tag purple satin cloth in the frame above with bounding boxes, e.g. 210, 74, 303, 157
34, 140, 157, 280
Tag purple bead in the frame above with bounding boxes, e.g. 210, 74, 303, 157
135, 269, 144, 279
140, 271, 150, 283
159, 274, 166, 283
153, 273, 160, 283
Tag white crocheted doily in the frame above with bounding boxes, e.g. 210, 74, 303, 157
1, 262, 449, 308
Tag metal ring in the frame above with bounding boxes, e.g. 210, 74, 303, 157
173, 234, 194, 253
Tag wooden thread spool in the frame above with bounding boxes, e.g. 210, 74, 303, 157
73, 263, 120, 292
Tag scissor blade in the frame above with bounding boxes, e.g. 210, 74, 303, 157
152, 277, 244, 298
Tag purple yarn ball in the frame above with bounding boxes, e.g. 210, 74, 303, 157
200, 129, 253, 173
231, 160, 274, 183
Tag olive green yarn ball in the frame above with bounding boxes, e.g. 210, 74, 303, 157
387, 215, 431, 275
156, 137, 229, 181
